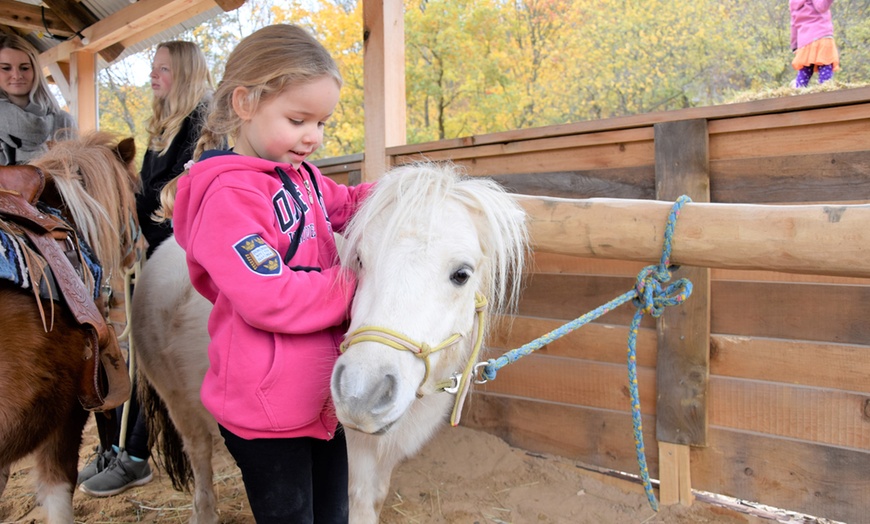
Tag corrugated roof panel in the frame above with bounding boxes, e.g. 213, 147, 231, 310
24, 0, 223, 67
80, 0, 223, 64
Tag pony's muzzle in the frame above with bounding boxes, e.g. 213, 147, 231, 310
331, 361, 404, 434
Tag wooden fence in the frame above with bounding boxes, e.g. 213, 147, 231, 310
316, 86, 870, 523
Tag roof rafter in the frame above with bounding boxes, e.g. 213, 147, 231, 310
0, 0, 75, 38
38, 0, 244, 67
41, 0, 124, 62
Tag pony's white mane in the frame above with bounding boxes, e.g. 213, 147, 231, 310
340, 161, 528, 317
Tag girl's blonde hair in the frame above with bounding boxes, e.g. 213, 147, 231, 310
160, 24, 341, 219
146, 41, 213, 155
193, 24, 342, 160
0, 33, 64, 114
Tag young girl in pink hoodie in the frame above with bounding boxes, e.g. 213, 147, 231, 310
170, 24, 372, 523
790, 0, 839, 87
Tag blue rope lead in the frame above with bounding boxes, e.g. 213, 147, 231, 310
480, 195, 694, 512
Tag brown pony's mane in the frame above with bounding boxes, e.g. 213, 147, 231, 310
29, 131, 140, 281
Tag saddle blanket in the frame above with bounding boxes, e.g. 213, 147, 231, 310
0, 205, 103, 300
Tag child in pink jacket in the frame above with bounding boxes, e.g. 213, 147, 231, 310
790, 0, 839, 87
172, 25, 372, 523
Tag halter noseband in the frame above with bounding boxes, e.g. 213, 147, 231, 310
339, 293, 488, 426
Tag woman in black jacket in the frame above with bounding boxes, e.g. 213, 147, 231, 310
78, 41, 214, 498
137, 41, 214, 257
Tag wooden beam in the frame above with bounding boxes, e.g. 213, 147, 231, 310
657, 442, 694, 506
119, 0, 217, 50
70, 50, 97, 132
83, 0, 206, 51
0, 0, 74, 37
47, 62, 71, 104
654, 119, 711, 507
515, 196, 870, 278
41, 0, 124, 62
362, 0, 406, 182
39, 0, 225, 65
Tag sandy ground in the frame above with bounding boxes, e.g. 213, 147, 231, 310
1, 418, 771, 524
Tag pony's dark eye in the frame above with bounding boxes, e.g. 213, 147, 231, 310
450, 265, 473, 286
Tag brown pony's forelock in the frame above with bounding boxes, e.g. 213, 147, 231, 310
29, 131, 140, 281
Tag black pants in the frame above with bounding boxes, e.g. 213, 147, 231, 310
94, 377, 150, 460
219, 425, 349, 524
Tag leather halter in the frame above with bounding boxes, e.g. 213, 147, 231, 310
339, 293, 488, 426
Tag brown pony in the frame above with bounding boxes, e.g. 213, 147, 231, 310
0, 132, 139, 523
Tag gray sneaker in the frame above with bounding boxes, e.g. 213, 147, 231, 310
77, 447, 117, 485
78, 450, 153, 497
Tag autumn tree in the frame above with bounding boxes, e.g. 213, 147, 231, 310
101, 0, 870, 158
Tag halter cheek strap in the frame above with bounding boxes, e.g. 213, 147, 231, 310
339, 293, 488, 427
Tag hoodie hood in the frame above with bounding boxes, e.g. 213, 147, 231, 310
173, 150, 293, 253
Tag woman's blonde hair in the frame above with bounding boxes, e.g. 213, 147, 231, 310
146, 41, 213, 155
159, 24, 341, 220
0, 33, 63, 114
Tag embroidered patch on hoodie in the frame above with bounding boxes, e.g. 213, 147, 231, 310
233, 234, 282, 276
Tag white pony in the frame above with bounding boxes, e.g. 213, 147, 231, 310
133, 162, 529, 524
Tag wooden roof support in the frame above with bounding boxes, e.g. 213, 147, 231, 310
70, 50, 97, 132
38, 0, 244, 67
362, 0, 406, 182
41, 0, 124, 62
0, 0, 75, 38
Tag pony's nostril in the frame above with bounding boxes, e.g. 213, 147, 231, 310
332, 363, 345, 392
371, 374, 396, 412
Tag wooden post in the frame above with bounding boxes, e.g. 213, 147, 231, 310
654, 119, 711, 506
362, 0, 406, 182
70, 50, 97, 132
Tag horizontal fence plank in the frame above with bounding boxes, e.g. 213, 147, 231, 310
517, 273, 655, 328
467, 394, 870, 523
476, 351, 869, 450
709, 377, 870, 450
711, 280, 870, 344
692, 428, 870, 524
518, 196, 870, 278
708, 103, 870, 136
490, 315, 658, 368
491, 167, 655, 200
710, 335, 870, 393
519, 274, 870, 344
711, 151, 870, 204
396, 138, 656, 176
493, 315, 870, 393
710, 118, 870, 160
397, 127, 654, 163
477, 354, 657, 415
465, 393, 659, 478
387, 87, 870, 156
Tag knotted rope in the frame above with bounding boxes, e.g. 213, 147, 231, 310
478, 195, 694, 511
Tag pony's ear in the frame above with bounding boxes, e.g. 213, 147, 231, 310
115, 137, 136, 165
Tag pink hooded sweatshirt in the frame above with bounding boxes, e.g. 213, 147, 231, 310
173, 150, 372, 440
790, 0, 834, 51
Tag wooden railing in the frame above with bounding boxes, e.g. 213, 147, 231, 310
315, 86, 870, 522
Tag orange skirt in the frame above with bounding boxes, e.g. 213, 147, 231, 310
792, 37, 840, 71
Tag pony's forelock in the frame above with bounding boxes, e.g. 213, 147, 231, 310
29, 132, 140, 279
341, 161, 528, 317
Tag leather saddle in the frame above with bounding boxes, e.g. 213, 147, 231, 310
0, 164, 131, 412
